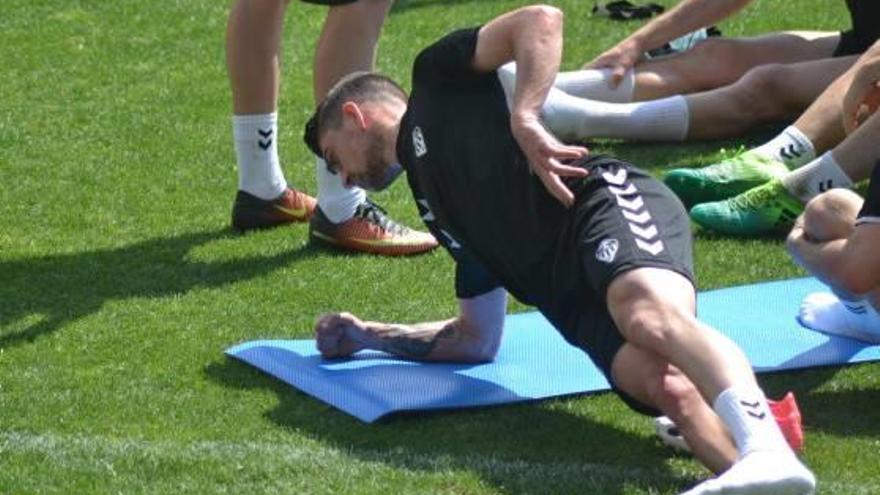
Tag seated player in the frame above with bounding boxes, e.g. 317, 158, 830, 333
307, 5, 815, 494
786, 50, 880, 341
669, 39, 880, 236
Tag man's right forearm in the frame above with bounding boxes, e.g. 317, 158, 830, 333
625, 0, 751, 52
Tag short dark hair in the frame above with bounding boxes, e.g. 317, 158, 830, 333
303, 71, 407, 158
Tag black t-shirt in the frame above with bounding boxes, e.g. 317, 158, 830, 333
398, 27, 582, 313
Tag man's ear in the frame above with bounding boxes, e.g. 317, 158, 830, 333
341, 101, 368, 131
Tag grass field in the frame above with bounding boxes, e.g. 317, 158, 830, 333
2, 0, 879, 493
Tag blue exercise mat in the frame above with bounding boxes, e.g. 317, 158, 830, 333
226, 277, 880, 423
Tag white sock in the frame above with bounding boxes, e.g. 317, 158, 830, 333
541, 88, 689, 142
752, 126, 816, 169
713, 386, 790, 456
781, 151, 855, 203
798, 292, 880, 342
552, 68, 635, 103
233, 113, 288, 200
497, 63, 635, 103
315, 156, 366, 223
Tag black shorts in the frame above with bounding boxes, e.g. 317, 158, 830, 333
300, 0, 359, 5
552, 157, 695, 415
834, 0, 880, 57
857, 161, 880, 225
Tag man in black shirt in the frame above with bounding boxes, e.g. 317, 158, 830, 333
306, 5, 815, 494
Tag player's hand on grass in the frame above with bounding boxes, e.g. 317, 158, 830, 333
583, 38, 642, 88
315, 312, 368, 358
510, 112, 588, 207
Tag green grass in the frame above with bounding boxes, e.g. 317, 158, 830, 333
1, 0, 877, 493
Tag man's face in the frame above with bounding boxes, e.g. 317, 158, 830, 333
319, 107, 401, 192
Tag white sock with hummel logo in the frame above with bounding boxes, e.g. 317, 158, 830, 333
713, 386, 790, 456
233, 112, 287, 200
781, 151, 854, 203
752, 125, 816, 169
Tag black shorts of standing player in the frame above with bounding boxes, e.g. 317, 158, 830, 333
834, 0, 880, 57
551, 157, 695, 416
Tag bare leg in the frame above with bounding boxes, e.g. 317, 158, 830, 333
633, 31, 840, 101
227, 0, 288, 114
311, 0, 392, 223
686, 56, 855, 140
830, 98, 880, 181
607, 267, 813, 490
611, 344, 737, 473
313, 0, 393, 101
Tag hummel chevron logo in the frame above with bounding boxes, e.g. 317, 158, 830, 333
258, 128, 273, 150
615, 195, 644, 210
622, 209, 652, 224
602, 168, 628, 186
629, 223, 658, 240
779, 144, 802, 160
417, 199, 435, 222
845, 304, 868, 314
413, 126, 427, 157
635, 238, 664, 255
739, 399, 767, 419
439, 229, 461, 249
608, 183, 638, 196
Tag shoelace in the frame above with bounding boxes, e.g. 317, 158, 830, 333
354, 200, 408, 236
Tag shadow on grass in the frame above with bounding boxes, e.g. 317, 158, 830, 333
205, 357, 701, 495
0, 228, 350, 349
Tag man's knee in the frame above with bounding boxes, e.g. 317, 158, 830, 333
799, 189, 862, 241
730, 63, 798, 120
683, 38, 758, 88
613, 290, 693, 351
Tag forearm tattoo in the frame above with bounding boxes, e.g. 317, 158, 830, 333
375, 322, 457, 358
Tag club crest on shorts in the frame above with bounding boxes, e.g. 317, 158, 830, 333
412, 126, 427, 157
596, 238, 619, 263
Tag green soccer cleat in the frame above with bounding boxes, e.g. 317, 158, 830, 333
689, 179, 804, 236
664, 151, 791, 208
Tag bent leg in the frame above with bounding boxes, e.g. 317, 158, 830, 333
611, 343, 737, 473
633, 31, 840, 101
686, 56, 855, 140
607, 267, 814, 491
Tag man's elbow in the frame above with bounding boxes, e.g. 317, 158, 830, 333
463, 325, 503, 363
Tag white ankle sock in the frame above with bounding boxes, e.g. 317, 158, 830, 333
540, 88, 689, 141
798, 292, 880, 342
752, 126, 816, 169
713, 386, 789, 456
315, 156, 366, 223
781, 151, 855, 202
233, 113, 287, 200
